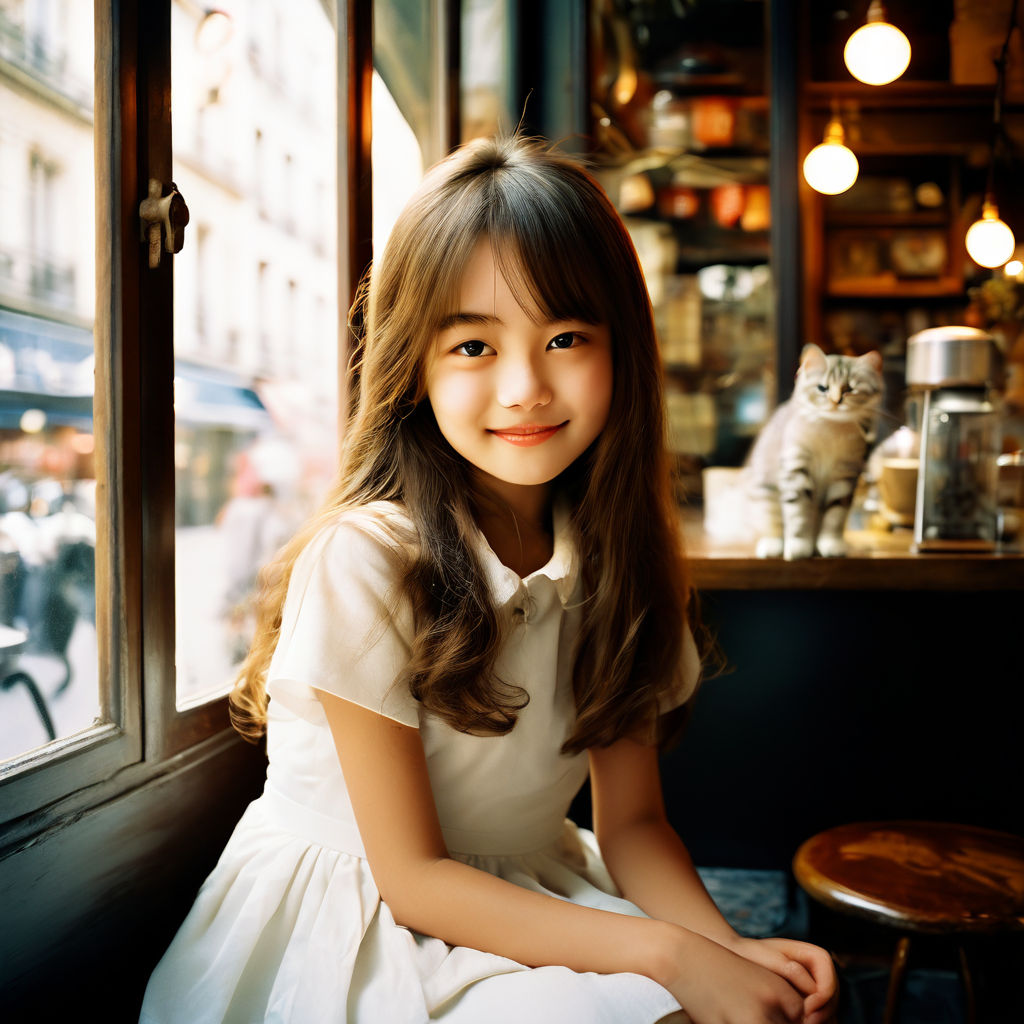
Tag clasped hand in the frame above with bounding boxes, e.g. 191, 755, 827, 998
667, 931, 838, 1024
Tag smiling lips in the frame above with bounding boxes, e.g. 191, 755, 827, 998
488, 422, 567, 447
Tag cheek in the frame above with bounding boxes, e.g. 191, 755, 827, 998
576, 353, 614, 428
426, 372, 485, 426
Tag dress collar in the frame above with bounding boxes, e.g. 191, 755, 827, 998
468, 500, 579, 609
365, 499, 580, 610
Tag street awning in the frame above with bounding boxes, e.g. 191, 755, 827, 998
0, 307, 272, 432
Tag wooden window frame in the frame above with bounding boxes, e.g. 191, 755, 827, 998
0, 0, 145, 832
0, 0, 381, 831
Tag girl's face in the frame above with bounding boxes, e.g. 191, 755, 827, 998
424, 239, 613, 513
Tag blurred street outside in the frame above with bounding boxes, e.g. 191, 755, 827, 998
0, 524, 237, 763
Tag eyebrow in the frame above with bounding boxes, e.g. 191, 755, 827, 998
437, 310, 603, 331
437, 311, 502, 331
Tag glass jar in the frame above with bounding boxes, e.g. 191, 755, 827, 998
914, 388, 1001, 551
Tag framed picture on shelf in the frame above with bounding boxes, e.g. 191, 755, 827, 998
828, 231, 887, 283
827, 228, 953, 294
889, 230, 948, 278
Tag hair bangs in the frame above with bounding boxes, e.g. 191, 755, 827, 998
373, 184, 494, 404
483, 168, 625, 330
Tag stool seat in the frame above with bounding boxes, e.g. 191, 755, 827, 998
794, 820, 1024, 935
794, 821, 1024, 1024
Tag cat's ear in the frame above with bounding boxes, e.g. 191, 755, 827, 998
798, 344, 827, 376
858, 350, 883, 373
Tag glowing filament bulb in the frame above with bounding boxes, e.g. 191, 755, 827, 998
803, 118, 859, 196
966, 200, 1016, 269
844, 1, 911, 86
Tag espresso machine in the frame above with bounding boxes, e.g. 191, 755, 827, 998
906, 326, 1003, 552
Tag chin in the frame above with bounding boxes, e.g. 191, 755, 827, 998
495, 469, 564, 488
476, 459, 569, 491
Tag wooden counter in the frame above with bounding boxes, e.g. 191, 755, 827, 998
682, 511, 1024, 591
661, 519, 1024, 870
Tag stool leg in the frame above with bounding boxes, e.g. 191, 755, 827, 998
883, 935, 912, 1024
956, 943, 977, 1024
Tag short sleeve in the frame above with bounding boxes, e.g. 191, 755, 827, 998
656, 621, 701, 716
266, 510, 419, 728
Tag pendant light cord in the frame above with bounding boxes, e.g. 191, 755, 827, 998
988, 1, 1020, 198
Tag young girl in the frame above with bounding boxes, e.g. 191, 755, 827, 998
141, 135, 837, 1024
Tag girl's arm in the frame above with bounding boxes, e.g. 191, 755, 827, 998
589, 736, 838, 1024
317, 689, 808, 1024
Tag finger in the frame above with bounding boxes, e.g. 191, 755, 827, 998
804, 990, 826, 1013
803, 1003, 838, 1024
803, 989, 840, 1024
803, 1010, 830, 1024
747, 943, 817, 997
810, 961, 839, 1009
775, 941, 838, 1004
777, 957, 818, 997
758, 939, 818, 978
790, 942, 837, 989
778, 979, 807, 1023
804, 982, 836, 1013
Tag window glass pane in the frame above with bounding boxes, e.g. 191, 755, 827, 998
171, 0, 338, 707
371, 70, 424, 257
460, 0, 512, 143
0, 1, 98, 762
372, 0, 438, 255
371, 0, 516, 252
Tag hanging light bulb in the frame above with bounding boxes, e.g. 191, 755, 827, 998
803, 117, 859, 195
844, 1, 911, 86
966, 198, 1016, 269
963, 3, 1019, 270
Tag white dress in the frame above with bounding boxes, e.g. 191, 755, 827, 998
140, 502, 700, 1024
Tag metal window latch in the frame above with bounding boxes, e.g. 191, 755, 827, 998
139, 179, 190, 269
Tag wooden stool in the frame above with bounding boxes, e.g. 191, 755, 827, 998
793, 821, 1024, 1024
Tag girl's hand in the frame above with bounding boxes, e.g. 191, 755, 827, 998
726, 936, 839, 1024
664, 930, 807, 1024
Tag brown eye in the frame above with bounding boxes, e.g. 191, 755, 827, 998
455, 340, 490, 357
548, 332, 580, 350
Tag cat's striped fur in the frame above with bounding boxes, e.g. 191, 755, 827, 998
747, 344, 883, 560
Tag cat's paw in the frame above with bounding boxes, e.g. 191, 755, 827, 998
816, 536, 848, 558
755, 536, 784, 559
783, 537, 815, 560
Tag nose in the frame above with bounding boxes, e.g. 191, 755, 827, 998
496, 354, 552, 411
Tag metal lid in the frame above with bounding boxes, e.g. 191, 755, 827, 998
905, 326, 1000, 388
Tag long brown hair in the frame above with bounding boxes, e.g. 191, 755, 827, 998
230, 134, 694, 753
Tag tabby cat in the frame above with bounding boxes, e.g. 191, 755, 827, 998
747, 344, 883, 560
